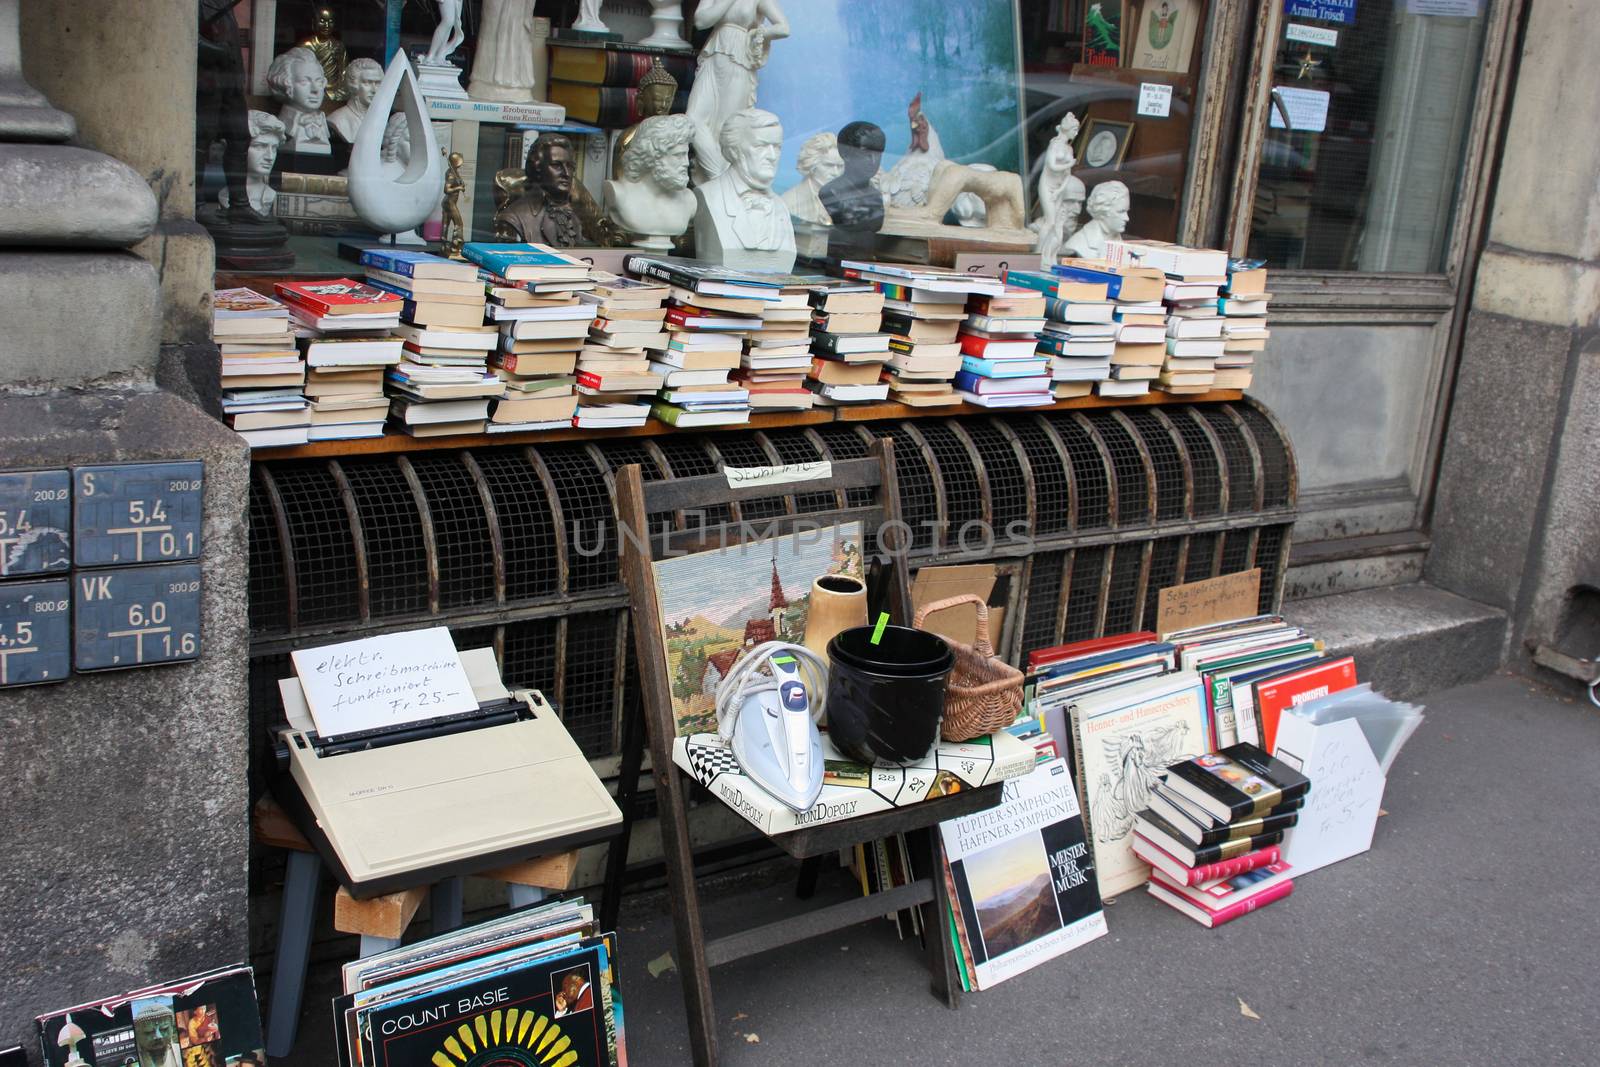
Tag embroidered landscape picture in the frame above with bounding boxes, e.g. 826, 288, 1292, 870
652, 523, 864, 737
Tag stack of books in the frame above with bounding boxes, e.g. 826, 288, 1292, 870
1047, 259, 1168, 398
1164, 614, 1329, 749
334, 896, 623, 1065
278, 279, 409, 438
1008, 268, 1115, 399
879, 283, 963, 406
807, 284, 894, 407
1136, 743, 1307, 927
213, 286, 308, 447
1216, 261, 1271, 389
952, 310, 1052, 409
1104, 240, 1233, 396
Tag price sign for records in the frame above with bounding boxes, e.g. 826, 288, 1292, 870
74, 562, 202, 670
0, 469, 72, 577
73, 461, 204, 567
0, 578, 71, 686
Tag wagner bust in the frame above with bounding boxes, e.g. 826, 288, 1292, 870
692, 107, 795, 270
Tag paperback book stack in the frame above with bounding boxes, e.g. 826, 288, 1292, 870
1049, 258, 1168, 397
952, 295, 1052, 409
1216, 261, 1272, 389
629, 256, 785, 426
213, 286, 308, 447
1135, 743, 1308, 927
1104, 240, 1234, 396
730, 280, 846, 411
1006, 267, 1115, 398
878, 281, 963, 407
334, 896, 626, 1067
807, 283, 894, 408
276, 279, 409, 438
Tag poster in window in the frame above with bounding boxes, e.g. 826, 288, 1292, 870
1129, 0, 1201, 74
1082, 0, 1126, 67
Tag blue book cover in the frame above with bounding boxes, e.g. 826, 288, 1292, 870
953, 370, 1051, 393
463, 242, 586, 275
961, 355, 1049, 378
1003, 270, 1062, 297
1049, 263, 1125, 298
358, 248, 457, 277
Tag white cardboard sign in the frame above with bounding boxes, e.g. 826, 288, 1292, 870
1137, 83, 1174, 118
1269, 86, 1331, 132
291, 626, 477, 738
1274, 715, 1385, 876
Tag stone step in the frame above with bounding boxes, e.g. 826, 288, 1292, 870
1285, 582, 1508, 702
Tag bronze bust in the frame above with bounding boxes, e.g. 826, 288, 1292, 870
493, 132, 602, 246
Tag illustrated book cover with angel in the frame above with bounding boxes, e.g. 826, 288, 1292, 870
1069, 669, 1209, 899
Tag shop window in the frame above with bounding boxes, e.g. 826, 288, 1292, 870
1248, 0, 1490, 273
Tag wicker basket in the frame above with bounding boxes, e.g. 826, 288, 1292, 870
913, 594, 1025, 742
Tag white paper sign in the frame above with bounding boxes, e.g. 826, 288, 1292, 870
1268, 86, 1331, 132
1274, 715, 1385, 876
291, 626, 477, 738
723, 461, 833, 489
1137, 82, 1174, 118
1285, 22, 1339, 46
1407, 0, 1481, 15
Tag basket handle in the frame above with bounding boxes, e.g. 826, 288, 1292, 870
912, 594, 993, 655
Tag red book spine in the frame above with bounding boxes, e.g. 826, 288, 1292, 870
1201, 878, 1294, 926
1257, 656, 1358, 753
576, 371, 605, 389
1187, 845, 1282, 887
1028, 631, 1158, 669
958, 332, 993, 358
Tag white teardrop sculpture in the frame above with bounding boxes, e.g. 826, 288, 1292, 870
347, 54, 445, 234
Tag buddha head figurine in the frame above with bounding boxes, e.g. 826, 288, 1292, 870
637, 58, 678, 121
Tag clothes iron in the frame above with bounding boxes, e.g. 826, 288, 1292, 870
715, 642, 828, 812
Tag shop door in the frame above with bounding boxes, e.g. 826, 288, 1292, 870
1216, 0, 1522, 595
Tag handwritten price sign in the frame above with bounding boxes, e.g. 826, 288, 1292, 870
1155, 568, 1263, 636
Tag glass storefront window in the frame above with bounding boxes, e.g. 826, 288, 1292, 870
1248, 0, 1490, 273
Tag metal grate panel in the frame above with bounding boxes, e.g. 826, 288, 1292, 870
472, 450, 559, 602
1124, 410, 1188, 522
1168, 409, 1226, 518
962, 421, 1030, 539
1102, 543, 1147, 634
591, 440, 675, 539
271, 462, 359, 627
761, 429, 837, 514
710, 434, 787, 520
408, 454, 496, 610
248, 472, 288, 634
915, 423, 982, 545
535, 445, 616, 593
863, 425, 939, 553
651, 436, 732, 526
561, 611, 622, 758
1021, 551, 1067, 654
1183, 532, 1221, 583
1141, 537, 1184, 632
341, 459, 429, 618
1219, 529, 1253, 577
1254, 525, 1289, 613
1234, 404, 1295, 509
1199, 407, 1258, 513
1045, 414, 1111, 530
1063, 546, 1108, 642
809, 424, 876, 509
1007, 418, 1070, 536
1092, 415, 1152, 527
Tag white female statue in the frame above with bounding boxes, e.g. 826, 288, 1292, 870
218, 110, 285, 216
1062, 180, 1130, 260
469, 0, 540, 102
685, 0, 789, 182
572, 0, 611, 33
606, 114, 697, 250
424, 0, 465, 65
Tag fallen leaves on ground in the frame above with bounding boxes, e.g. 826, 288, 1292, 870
744, 1033, 761, 1043
1238, 998, 1261, 1020
646, 951, 676, 977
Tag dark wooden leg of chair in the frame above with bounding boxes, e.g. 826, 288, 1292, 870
794, 854, 822, 900
912, 827, 962, 1007
653, 756, 719, 1065
601, 694, 646, 934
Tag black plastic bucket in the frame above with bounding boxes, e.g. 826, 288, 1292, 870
825, 625, 954, 765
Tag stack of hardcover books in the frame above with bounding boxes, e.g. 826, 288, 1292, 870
1136, 743, 1308, 927
806, 286, 893, 407
951, 316, 1052, 409
1049, 258, 1168, 398
732, 279, 832, 411
1105, 239, 1234, 396
334, 896, 625, 1067
1216, 261, 1271, 389
277, 279, 410, 439
474, 244, 597, 431
1008, 267, 1115, 399
213, 286, 308, 447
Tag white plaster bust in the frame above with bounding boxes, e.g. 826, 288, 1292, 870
268, 46, 331, 155
693, 107, 795, 271
218, 110, 285, 216
780, 131, 843, 226
1062, 180, 1130, 260
606, 114, 696, 251
328, 57, 382, 143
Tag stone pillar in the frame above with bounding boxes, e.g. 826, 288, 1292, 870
1426, 0, 1600, 676
0, 3, 251, 1056
20, 0, 214, 344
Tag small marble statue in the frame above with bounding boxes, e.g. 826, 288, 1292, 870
685, 0, 790, 182
876, 92, 942, 209
468, 0, 540, 103
443, 151, 467, 256
573, 0, 611, 33
267, 46, 330, 155
607, 114, 696, 250
301, 6, 349, 102
613, 59, 678, 177
424, 0, 466, 65
495, 132, 602, 246
818, 121, 886, 236
217, 110, 285, 216
1062, 180, 1130, 260
328, 57, 382, 143
953, 164, 998, 227
1035, 112, 1080, 221
693, 107, 795, 270
780, 132, 844, 226
1036, 173, 1086, 265
641, 0, 692, 50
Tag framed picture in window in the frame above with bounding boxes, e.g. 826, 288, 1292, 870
1077, 117, 1135, 169
1128, 0, 1202, 74
1082, 0, 1127, 67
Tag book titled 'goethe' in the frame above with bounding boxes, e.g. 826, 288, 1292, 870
1162, 742, 1312, 825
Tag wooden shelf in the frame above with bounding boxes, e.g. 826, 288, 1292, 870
252, 392, 1245, 460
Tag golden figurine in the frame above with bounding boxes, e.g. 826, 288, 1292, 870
301, 7, 350, 102
612, 58, 679, 177
442, 151, 467, 258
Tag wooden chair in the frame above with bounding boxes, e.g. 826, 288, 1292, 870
607, 439, 1004, 1066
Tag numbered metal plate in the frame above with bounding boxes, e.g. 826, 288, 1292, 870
73, 562, 202, 671
73, 461, 204, 567
0, 470, 72, 577
0, 578, 71, 686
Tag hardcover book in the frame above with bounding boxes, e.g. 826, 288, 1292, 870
1132, 836, 1283, 887
1163, 742, 1312, 823
464, 243, 589, 281
276, 278, 402, 316
1254, 656, 1358, 754
939, 759, 1107, 990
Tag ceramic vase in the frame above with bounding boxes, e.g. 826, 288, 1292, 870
803, 574, 867, 663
